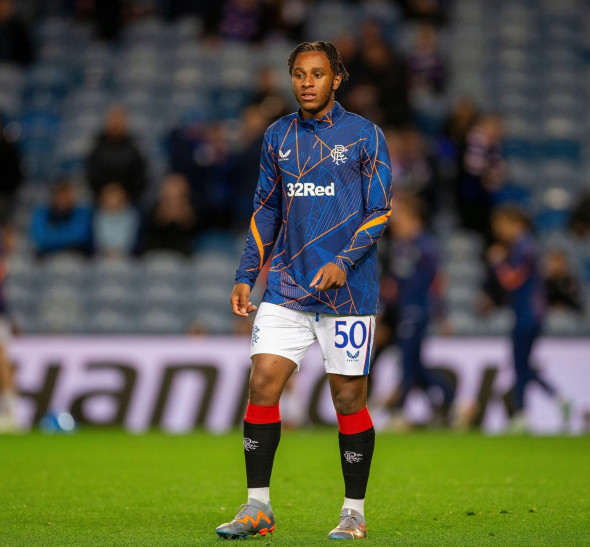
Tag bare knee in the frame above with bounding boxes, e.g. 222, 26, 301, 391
249, 354, 296, 405
330, 375, 367, 415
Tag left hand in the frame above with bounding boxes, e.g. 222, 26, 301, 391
309, 262, 347, 291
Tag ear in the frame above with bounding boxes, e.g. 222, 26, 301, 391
332, 73, 342, 91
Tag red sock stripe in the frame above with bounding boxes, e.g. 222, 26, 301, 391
337, 407, 373, 435
244, 401, 280, 424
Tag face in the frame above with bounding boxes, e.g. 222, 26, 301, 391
291, 51, 341, 120
105, 107, 128, 138
100, 182, 127, 211
390, 203, 420, 239
492, 214, 520, 242
52, 183, 75, 211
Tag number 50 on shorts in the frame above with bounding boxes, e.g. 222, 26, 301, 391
334, 320, 368, 349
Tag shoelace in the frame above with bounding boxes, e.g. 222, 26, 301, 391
338, 514, 362, 530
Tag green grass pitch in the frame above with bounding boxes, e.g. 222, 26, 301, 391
1, 430, 589, 546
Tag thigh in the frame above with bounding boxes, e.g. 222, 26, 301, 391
315, 314, 375, 376
250, 303, 316, 370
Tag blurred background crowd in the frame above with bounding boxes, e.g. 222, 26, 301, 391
0, 0, 589, 336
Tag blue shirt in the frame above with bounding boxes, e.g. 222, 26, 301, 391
495, 234, 545, 327
390, 231, 438, 321
235, 102, 393, 315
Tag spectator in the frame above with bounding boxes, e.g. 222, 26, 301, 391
407, 23, 446, 95
30, 179, 92, 257
544, 249, 583, 312
385, 127, 440, 219
356, 37, 412, 127
92, 0, 123, 42
0, 113, 22, 223
141, 173, 197, 257
229, 104, 271, 229
0, 0, 34, 66
569, 191, 590, 239
86, 105, 148, 205
93, 182, 140, 257
168, 121, 232, 229
396, 0, 449, 26
457, 114, 504, 242
250, 68, 290, 120
203, 0, 273, 43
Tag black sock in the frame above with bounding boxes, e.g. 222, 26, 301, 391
244, 420, 281, 489
339, 427, 375, 499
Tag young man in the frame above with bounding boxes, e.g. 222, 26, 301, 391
216, 41, 392, 540
488, 205, 568, 431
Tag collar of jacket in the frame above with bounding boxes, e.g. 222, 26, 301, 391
296, 101, 344, 132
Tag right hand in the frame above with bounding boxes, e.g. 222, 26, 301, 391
230, 283, 258, 317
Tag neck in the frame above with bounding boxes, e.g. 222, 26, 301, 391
301, 98, 335, 121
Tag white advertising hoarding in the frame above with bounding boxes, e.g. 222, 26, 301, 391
11, 336, 590, 434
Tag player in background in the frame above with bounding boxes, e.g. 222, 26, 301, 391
375, 195, 454, 429
0, 223, 17, 432
216, 41, 392, 540
488, 205, 570, 432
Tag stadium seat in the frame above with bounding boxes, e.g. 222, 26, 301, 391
138, 307, 186, 334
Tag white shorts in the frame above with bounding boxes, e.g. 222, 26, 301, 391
250, 302, 375, 376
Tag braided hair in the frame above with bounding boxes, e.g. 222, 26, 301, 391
287, 41, 349, 81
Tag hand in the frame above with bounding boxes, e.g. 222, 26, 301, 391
309, 262, 347, 292
230, 283, 258, 317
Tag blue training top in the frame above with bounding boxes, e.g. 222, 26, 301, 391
495, 233, 546, 328
235, 102, 393, 315
390, 231, 439, 319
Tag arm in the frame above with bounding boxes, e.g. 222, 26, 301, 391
232, 130, 283, 314
492, 242, 532, 291
333, 124, 393, 275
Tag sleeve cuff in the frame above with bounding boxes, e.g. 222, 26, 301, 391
234, 275, 256, 288
334, 256, 353, 275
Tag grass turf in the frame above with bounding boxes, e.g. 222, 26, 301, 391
0, 430, 589, 546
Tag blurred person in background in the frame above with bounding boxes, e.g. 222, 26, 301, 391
140, 173, 197, 257
569, 190, 590, 239
375, 194, 454, 429
0, 112, 23, 223
93, 181, 140, 258
228, 104, 272, 230
0, 222, 17, 432
407, 23, 446, 95
168, 121, 232, 230
0, 0, 34, 66
30, 179, 93, 257
457, 114, 504, 242
396, 0, 449, 26
203, 0, 273, 43
488, 205, 570, 432
543, 249, 583, 313
92, 0, 124, 42
86, 105, 147, 206
250, 68, 290, 120
385, 127, 440, 220
441, 97, 479, 188
356, 26, 411, 127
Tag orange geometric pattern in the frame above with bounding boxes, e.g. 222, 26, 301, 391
236, 102, 393, 315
